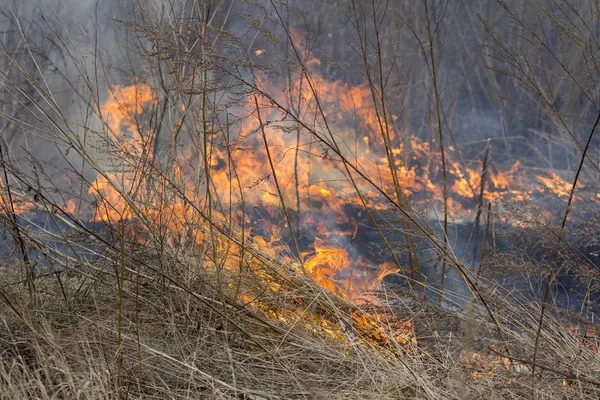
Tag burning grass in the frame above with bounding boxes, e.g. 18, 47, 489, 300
0, 0, 599, 398
0, 228, 599, 399
0, 232, 425, 399
0, 89, 598, 400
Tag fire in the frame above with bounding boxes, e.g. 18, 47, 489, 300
102, 81, 154, 135
461, 348, 528, 379
87, 76, 399, 302
491, 161, 520, 190
537, 172, 575, 198
450, 161, 479, 198
89, 173, 133, 221
567, 325, 598, 355
83, 68, 598, 305
300, 238, 397, 300
88, 81, 160, 224
66, 199, 76, 215
0, 177, 31, 214
302, 238, 398, 301
67, 33, 599, 311
4, 31, 600, 370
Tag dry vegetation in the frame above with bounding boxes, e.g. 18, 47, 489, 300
0, 0, 599, 399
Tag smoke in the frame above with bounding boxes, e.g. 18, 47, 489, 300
0, 0, 139, 194
0, 0, 597, 305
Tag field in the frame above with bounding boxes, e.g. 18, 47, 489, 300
0, 1, 599, 398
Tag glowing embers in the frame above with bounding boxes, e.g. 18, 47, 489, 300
228, 235, 416, 354
351, 309, 417, 347
567, 324, 598, 355
239, 290, 416, 354
460, 347, 529, 379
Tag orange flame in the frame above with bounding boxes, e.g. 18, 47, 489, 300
302, 238, 399, 301
79, 38, 599, 304
537, 172, 575, 198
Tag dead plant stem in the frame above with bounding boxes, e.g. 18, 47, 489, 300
423, 0, 449, 305
531, 109, 600, 394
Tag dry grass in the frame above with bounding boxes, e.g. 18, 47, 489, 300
0, 221, 598, 399
0, 0, 598, 399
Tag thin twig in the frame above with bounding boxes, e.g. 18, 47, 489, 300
531, 109, 600, 393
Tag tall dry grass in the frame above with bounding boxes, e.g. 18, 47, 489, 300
0, 0, 598, 399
